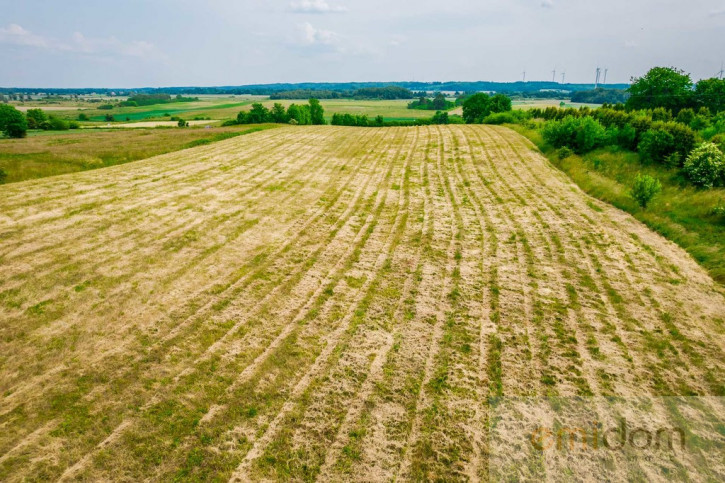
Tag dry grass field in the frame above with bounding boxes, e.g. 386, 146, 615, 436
0, 125, 723, 481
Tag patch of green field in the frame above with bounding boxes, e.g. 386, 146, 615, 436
0, 124, 278, 183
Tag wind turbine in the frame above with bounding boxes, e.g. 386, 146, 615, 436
603, 68, 608, 86
717, 61, 724, 80
561, 72, 566, 84
552, 68, 556, 83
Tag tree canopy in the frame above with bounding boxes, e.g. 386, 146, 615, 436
626, 67, 693, 113
0, 104, 28, 138
462, 93, 512, 123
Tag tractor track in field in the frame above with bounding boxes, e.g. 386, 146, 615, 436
0, 125, 723, 482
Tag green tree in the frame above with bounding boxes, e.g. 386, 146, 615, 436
683, 142, 725, 188
308, 98, 325, 125
462, 93, 491, 123
287, 104, 311, 125
489, 94, 512, 113
432, 111, 449, 124
432, 93, 447, 111
626, 67, 694, 112
695, 78, 725, 113
25, 108, 47, 129
631, 173, 662, 208
48, 116, 69, 130
541, 116, 606, 154
271, 103, 288, 123
78, 113, 89, 121
638, 129, 675, 163
247, 103, 271, 123
0, 104, 27, 138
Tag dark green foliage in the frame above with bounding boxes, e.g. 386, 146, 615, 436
0, 104, 28, 138
118, 93, 198, 107
0, 167, 7, 184
104, 114, 115, 122
308, 98, 325, 125
247, 103, 271, 124
269, 89, 346, 100
676, 108, 695, 125
286, 103, 311, 125
235, 99, 324, 125
431, 111, 449, 124
25, 108, 47, 129
638, 129, 675, 163
637, 122, 696, 164
489, 94, 512, 113
571, 88, 629, 104
271, 103, 288, 123
481, 110, 530, 125
462, 93, 491, 123
331, 113, 370, 127
48, 116, 70, 131
177, 119, 188, 127
694, 78, 725, 113
97, 104, 114, 110
78, 113, 89, 121
557, 146, 573, 159
612, 123, 638, 150
627, 67, 694, 113
651, 107, 672, 122
631, 173, 662, 208
542, 116, 606, 154
352, 86, 413, 99
408, 93, 455, 111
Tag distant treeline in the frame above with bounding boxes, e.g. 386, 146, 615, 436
407, 93, 456, 110
117, 93, 198, 107
269, 86, 415, 100
330, 111, 456, 127
0, 81, 629, 97
269, 90, 348, 100
230, 99, 325, 125
571, 88, 629, 104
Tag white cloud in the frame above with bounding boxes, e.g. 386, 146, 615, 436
301, 22, 339, 45
709, 7, 725, 16
69, 32, 162, 59
541, 0, 554, 8
0, 23, 163, 60
290, 0, 347, 14
0, 23, 48, 48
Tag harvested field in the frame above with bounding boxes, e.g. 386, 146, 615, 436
0, 125, 723, 481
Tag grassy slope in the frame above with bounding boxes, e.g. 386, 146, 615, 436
509, 124, 725, 283
0, 124, 278, 183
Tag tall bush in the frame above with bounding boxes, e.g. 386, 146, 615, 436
683, 142, 725, 188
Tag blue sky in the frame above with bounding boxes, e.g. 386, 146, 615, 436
1, 0, 723, 87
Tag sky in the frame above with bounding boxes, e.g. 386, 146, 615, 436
0, 0, 724, 88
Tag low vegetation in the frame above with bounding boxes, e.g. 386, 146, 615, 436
0, 124, 277, 183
